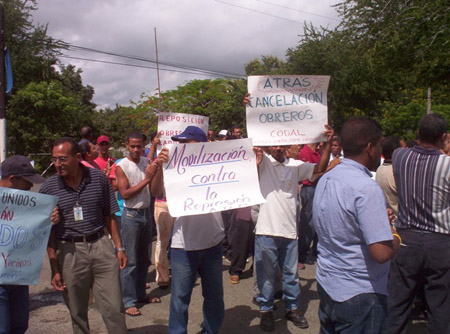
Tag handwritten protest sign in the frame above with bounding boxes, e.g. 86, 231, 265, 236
163, 138, 265, 217
157, 112, 209, 145
246, 75, 330, 146
0, 187, 57, 285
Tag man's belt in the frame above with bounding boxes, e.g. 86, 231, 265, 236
59, 230, 105, 243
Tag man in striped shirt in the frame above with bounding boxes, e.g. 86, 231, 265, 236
388, 114, 450, 333
41, 137, 128, 334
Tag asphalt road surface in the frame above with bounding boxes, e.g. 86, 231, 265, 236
28, 242, 426, 334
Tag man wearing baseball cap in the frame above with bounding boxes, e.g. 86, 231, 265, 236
0, 155, 59, 334
95, 134, 115, 175
152, 125, 225, 334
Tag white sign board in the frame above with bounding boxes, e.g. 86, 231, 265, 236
246, 75, 330, 146
157, 112, 209, 146
163, 139, 265, 217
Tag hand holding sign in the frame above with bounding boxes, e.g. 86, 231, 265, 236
162, 139, 265, 217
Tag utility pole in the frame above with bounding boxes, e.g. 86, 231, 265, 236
154, 27, 161, 112
427, 87, 432, 114
0, 3, 6, 162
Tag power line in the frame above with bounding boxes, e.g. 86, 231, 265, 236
69, 45, 245, 78
59, 55, 244, 79
214, 0, 302, 24
255, 0, 340, 22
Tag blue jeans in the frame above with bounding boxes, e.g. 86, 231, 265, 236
120, 207, 151, 308
0, 285, 29, 334
255, 235, 301, 312
318, 284, 387, 334
169, 243, 224, 334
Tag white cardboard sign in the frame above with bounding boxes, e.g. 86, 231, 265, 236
246, 75, 330, 146
163, 138, 265, 217
157, 112, 209, 146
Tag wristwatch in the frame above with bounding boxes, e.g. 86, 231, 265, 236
117, 247, 125, 252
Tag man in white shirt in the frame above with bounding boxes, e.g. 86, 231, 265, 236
254, 125, 333, 332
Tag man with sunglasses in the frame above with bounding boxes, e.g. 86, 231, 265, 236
40, 137, 128, 334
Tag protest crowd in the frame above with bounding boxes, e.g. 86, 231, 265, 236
1, 89, 450, 334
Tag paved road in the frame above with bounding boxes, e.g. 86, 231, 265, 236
28, 242, 426, 333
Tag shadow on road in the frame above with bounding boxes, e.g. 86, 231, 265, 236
29, 291, 64, 311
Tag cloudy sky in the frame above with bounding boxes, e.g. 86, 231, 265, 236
34, 0, 340, 109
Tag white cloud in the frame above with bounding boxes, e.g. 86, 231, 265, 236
33, 0, 340, 108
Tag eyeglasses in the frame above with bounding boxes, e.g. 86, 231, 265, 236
51, 156, 70, 163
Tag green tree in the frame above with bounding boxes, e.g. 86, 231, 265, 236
7, 80, 94, 155
93, 105, 141, 146
3, 0, 96, 160
245, 55, 287, 76
131, 78, 248, 134
377, 89, 450, 140
3, 0, 67, 92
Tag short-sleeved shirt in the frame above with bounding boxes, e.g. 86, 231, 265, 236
39, 165, 119, 239
94, 155, 115, 172
171, 212, 224, 251
109, 159, 124, 217
313, 158, 393, 302
393, 146, 450, 234
298, 144, 321, 186
375, 162, 398, 215
256, 153, 316, 239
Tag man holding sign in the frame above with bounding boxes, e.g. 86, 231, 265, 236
0, 155, 58, 334
152, 126, 226, 334
245, 92, 334, 331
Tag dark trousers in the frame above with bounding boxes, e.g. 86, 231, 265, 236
388, 229, 450, 334
318, 284, 387, 334
298, 186, 317, 263
221, 209, 236, 259
228, 218, 255, 276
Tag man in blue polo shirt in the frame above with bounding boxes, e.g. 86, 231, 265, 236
313, 117, 400, 333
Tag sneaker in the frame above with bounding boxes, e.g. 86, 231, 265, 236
260, 311, 274, 332
285, 309, 309, 328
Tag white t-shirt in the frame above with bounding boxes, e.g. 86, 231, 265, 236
171, 212, 225, 251
256, 153, 316, 239
117, 157, 151, 209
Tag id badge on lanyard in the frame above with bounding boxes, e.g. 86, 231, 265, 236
74, 201, 84, 221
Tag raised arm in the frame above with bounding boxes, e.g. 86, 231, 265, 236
150, 148, 169, 199
313, 125, 334, 174
116, 161, 159, 200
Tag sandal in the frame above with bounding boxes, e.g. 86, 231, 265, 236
125, 307, 142, 317
148, 296, 161, 303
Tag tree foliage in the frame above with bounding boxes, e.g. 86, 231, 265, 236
92, 105, 141, 146
246, 0, 450, 135
130, 78, 248, 134
3, 0, 96, 160
7, 67, 95, 155
3, 0, 68, 91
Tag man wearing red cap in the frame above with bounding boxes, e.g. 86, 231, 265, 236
95, 135, 115, 176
